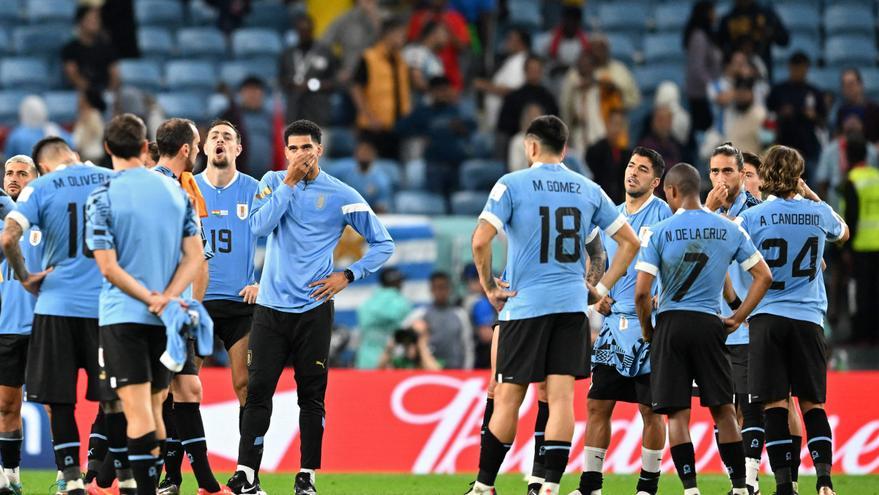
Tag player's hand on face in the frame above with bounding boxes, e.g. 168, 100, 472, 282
798, 179, 820, 202
705, 181, 728, 211
239, 284, 259, 304
308, 272, 349, 302
595, 295, 613, 316
20, 267, 52, 295
284, 151, 316, 187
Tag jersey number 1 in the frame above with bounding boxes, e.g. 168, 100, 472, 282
67, 203, 94, 259
539, 206, 581, 263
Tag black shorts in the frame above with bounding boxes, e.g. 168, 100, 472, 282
748, 314, 828, 404
203, 299, 253, 351
26, 315, 115, 404
588, 364, 652, 406
174, 339, 201, 376
650, 311, 733, 414
728, 344, 749, 396
101, 324, 172, 390
0, 334, 29, 387
249, 302, 333, 378
497, 312, 589, 385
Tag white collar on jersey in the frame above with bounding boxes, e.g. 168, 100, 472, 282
625, 192, 656, 216
765, 194, 803, 202
200, 171, 240, 191
530, 161, 569, 170
674, 206, 713, 215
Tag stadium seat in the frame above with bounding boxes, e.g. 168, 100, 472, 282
861, 68, 879, 101
632, 64, 685, 96
0, 90, 25, 125
0, 28, 9, 55
176, 27, 227, 60
652, 2, 688, 32
374, 159, 402, 188
808, 67, 840, 93
597, 3, 648, 33
643, 33, 683, 65
42, 90, 77, 123
394, 191, 446, 215
508, 0, 542, 31
772, 36, 820, 66
0, 2, 21, 26
326, 127, 356, 158
165, 59, 217, 93
824, 5, 875, 37
219, 59, 278, 89
25, 0, 75, 24
242, 0, 291, 32
157, 92, 209, 122
459, 159, 506, 191
404, 158, 426, 190
825, 36, 876, 68
232, 28, 283, 58
135, 0, 184, 28
606, 33, 638, 65
450, 190, 489, 216
0, 57, 49, 90
13, 24, 70, 55
137, 27, 174, 60
775, 4, 821, 38
118, 59, 163, 93
187, 0, 217, 25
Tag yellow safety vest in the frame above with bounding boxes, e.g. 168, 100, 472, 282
847, 166, 879, 252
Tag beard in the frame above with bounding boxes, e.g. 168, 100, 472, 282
211, 155, 230, 169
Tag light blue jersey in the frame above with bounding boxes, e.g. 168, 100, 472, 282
251, 169, 394, 313
0, 227, 43, 334
195, 171, 260, 302
0, 191, 14, 219
480, 163, 626, 321
593, 194, 672, 376
8, 164, 113, 318
86, 167, 200, 326
737, 195, 845, 326
636, 209, 762, 316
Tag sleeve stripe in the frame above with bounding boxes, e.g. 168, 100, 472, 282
634, 261, 658, 276
479, 211, 503, 231
604, 214, 626, 236
342, 203, 372, 214
740, 251, 763, 271
828, 210, 846, 240
7, 211, 30, 231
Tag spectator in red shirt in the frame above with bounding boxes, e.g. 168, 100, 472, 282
407, 0, 471, 90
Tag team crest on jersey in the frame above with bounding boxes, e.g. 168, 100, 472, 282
315, 194, 326, 210
237, 203, 248, 220
29, 230, 42, 246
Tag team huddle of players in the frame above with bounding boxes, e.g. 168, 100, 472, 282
468, 116, 844, 495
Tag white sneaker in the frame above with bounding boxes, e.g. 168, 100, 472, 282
465, 481, 495, 495
566, 490, 600, 495
636, 492, 651, 495
64, 479, 85, 494
0, 470, 11, 494
792, 481, 798, 494
566, 491, 583, 495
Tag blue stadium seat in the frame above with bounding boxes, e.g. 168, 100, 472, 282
165, 60, 217, 93
450, 191, 489, 216
326, 127, 355, 158
0, 57, 49, 90
606, 33, 637, 65
25, 0, 74, 24
187, 0, 217, 25
232, 28, 283, 58
0, 29, 9, 55
808, 67, 840, 93
0, 2, 21, 26
861, 68, 879, 101
643, 33, 683, 64
652, 2, 688, 32
772, 36, 820, 66
118, 59, 163, 93
137, 27, 173, 60
508, 0, 542, 31
394, 191, 446, 215
632, 64, 685, 96
157, 92, 209, 122
597, 3, 648, 33
42, 90, 77, 123
459, 159, 506, 191
135, 0, 184, 28
404, 159, 426, 190
177, 27, 227, 60
0, 90, 25, 125
374, 159, 402, 189
824, 5, 875, 37
825, 36, 876, 68
776, 5, 821, 38
13, 24, 70, 55
774, 0, 821, 6
220, 59, 278, 89
242, 0, 291, 32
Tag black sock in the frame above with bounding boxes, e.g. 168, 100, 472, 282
790, 435, 802, 482
86, 409, 107, 483
175, 402, 220, 492
764, 407, 793, 494
578, 471, 602, 494
105, 411, 131, 483
636, 469, 660, 495
163, 397, 182, 484
718, 441, 747, 489
155, 439, 166, 487
804, 408, 833, 490
531, 401, 549, 481
741, 401, 765, 461
0, 429, 23, 470
127, 431, 157, 495
542, 440, 570, 485
481, 398, 494, 435
49, 404, 81, 481
670, 442, 698, 489
476, 429, 511, 486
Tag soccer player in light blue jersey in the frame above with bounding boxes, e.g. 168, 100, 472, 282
634, 163, 772, 495
229, 120, 394, 495
571, 147, 671, 495
737, 146, 849, 495
0, 155, 42, 495
0, 137, 119, 495
86, 114, 205, 495
466, 116, 640, 495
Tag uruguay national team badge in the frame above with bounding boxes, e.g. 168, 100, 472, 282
29, 230, 42, 246
315, 194, 326, 210
237, 203, 248, 220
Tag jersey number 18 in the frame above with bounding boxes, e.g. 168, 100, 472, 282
539, 206, 581, 263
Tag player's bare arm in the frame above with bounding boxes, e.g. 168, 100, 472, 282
162, 235, 205, 309
192, 258, 209, 301
472, 219, 517, 311
723, 273, 742, 309
634, 271, 655, 342
0, 217, 50, 295
595, 223, 639, 302
722, 258, 772, 331
585, 233, 607, 287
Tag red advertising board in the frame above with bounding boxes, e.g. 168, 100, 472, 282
71, 370, 879, 474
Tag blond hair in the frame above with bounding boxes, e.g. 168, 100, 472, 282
760, 145, 803, 198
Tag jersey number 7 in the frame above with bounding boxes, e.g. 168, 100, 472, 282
671, 252, 708, 301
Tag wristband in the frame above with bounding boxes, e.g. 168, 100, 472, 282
729, 297, 742, 311
595, 282, 609, 298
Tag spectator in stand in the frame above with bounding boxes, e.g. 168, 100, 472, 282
407, 0, 471, 91
586, 109, 631, 204
592, 35, 641, 111
721, 76, 766, 155
100, 0, 138, 59
654, 81, 691, 146
835, 68, 879, 143
220, 76, 274, 177
407, 272, 474, 369
61, 6, 120, 97
3, 96, 73, 160
717, 0, 789, 81
377, 324, 442, 370
351, 17, 411, 159
496, 55, 558, 138
638, 105, 683, 169
403, 21, 449, 95
461, 264, 495, 369
560, 51, 609, 159
684, 1, 722, 133
449, 0, 494, 51
767, 51, 826, 182
473, 27, 530, 131
539, 5, 589, 70
321, 0, 382, 83
280, 14, 338, 126
205, 0, 253, 34
334, 137, 393, 213
72, 89, 107, 164
507, 103, 546, 172
397, 76, 476, 198
357, 268, 413, 369
816, 115, 878, 209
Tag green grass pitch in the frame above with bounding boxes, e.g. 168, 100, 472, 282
18, 471, 879, 494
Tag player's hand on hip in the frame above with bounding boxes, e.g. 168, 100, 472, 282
239, 284, 259, 304
309, 272, 349, 302
704, 182, 728, 212
284, 151, 316, 187
487, 284, 517, 312
20, 267, 52, 295
147, 291, 171, 316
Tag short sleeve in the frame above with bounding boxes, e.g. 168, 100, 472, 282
85, 185, 115, 251
634, 226, 660, 276
819, 202, 846, 242
8, 183, 41, 230
479, 177, 512, 232
734, 225, 762, 270
182, 189, 200, 239
591, 187, 626, 236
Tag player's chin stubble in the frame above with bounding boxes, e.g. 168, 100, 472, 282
212, 156, 230, 169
